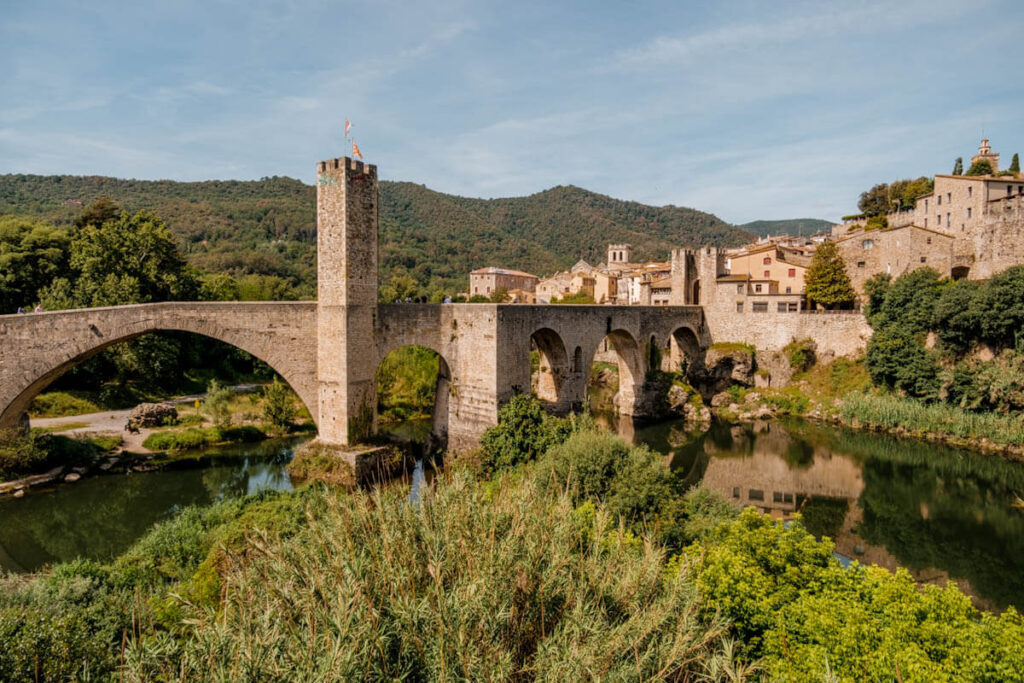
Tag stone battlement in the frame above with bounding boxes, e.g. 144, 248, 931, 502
317, 156, 376, 175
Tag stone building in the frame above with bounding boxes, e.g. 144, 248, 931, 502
832, 139, 1024, 286
469, 267, 539, 298
724, 243, 811, 296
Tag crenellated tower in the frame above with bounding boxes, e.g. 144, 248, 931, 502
316, 156, 379, 444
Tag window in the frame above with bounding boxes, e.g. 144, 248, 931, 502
773, 491, 783, 503
755, 284, 762, 293
857, 261, 866, 268
736, 302, 744, 312
788, 268, 796, 277
736, 284, 744, 293
926, 237, 932, 244
862, 239, 874, 249
1018, 185, 1023, 194
920, 256, 927, 263
474, 287, 478, 294
777, 302, 788, 312
924, 218, 928, 227
763, 257, 772, 265
967, 207, 972, 218
1009, 186, 1013, 197
937, 195, 942, 205
486, 286, 491, 293
785, 286, 792, 294
925, 199, 929, 210
763, 270, 770, 278
937, 214, 941, 224
752, 302, 768, 312
732, 487, 740, 499
947, 192, 951, 203
967, 187, 972, 198
783, 493, 793, 504
946, 212, 950, 227
748, 489, 765, 501
788, 303, 798, 312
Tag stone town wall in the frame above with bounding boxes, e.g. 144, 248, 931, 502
704, 307, 873, 358
0, 302, 318, 431
965, 199, 1024, 279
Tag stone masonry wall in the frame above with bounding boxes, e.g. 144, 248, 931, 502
0, 302, 318, 431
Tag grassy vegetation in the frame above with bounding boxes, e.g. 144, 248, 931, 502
839, 391, 1024, 446
29, 421, 90, 433
28, 391, 102, 417
286, 441, 356, 487
3, 396, 1024, 679
708, 341, 756, 355
142, 426, 266, 452
0, 430, 120, 481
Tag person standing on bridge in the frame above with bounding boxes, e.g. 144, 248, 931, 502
16, 306, 25, 314
33, 304, 43, 313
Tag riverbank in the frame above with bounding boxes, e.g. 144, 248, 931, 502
3, 404, 1022, 681
708, 357, 1024, 461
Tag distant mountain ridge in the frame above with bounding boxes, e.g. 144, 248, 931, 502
0, 173, 753, 295
736, 218, 833, 237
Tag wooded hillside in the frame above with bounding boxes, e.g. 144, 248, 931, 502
0, 174, 752, 295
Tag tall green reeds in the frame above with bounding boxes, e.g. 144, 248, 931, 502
124, 469, 743, 681
840, 392, 1024, 445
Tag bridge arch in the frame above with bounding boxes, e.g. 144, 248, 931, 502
0, 303, 319, 431
589, 328, 646, 416
667, 325, 703, 379
530, 327, 569, 408
374, 344, 452, 451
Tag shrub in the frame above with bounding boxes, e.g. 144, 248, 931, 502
478, 394, 575, 472
261, 378, 296, 429
203, 380, 233, 430
784, 338, 816, 372
872, 267, 943, 334
866, 327, 940, 399
932, 278, 984, 352
28, 391, 102, 417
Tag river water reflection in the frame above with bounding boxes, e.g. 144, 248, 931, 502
0, 438, 304, 573
3, 418, 1024, 611
601, 414, 1024, 612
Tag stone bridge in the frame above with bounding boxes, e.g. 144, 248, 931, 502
0, 156, 708, 451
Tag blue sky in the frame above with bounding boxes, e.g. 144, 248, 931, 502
2, 0, 1022, 223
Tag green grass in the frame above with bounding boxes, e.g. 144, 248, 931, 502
28, 391, 102, 417
840, 391, 1024, 445
709, 341, 755, 355
30, 421, 90, 433
142, 426, 266, 452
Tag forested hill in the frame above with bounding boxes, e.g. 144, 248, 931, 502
737, 218, 833, 237
0, 173, 751, 295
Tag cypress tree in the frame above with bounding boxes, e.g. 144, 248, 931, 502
804, 241, 856, 310
952, 157, 963, 175
1011, 153, 1020, 174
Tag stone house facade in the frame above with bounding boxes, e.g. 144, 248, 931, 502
469, 267, 539, 298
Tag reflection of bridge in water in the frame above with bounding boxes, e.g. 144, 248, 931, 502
0, 156, 709, 450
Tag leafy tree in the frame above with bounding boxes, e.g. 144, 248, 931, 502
803, 241, 855, 309
932, 279, 984, 352
889, 176, 934, 210
467, 294, 490, 303
479, 394, 572, 471
0, 216, 69, 312
199, 272, 240, 301
551, 291, 596, 304
489, 287, 510, 303
261, 378, 296, 429
203, 380, 233, 430
977, 265, 1024, 350
857, 183, 890, 216
1011, 153, 1021, 174
74, 197, 121, 230
872, 267, 943, 334
862, 272, 891, 324
379, 274, 420, 303
952, 157, 963, 175
966, 159, 994, 176
866, 327, 940, 398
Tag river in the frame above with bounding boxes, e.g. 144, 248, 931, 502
2, 417, 1023, 611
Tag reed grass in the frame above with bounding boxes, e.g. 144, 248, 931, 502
840, 391, 1024, 445
124, 469, 745, 681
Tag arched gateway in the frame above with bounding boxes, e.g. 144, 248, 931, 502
0, 156, 708, 451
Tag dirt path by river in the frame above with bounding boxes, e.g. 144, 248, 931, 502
29, 384, 261, 453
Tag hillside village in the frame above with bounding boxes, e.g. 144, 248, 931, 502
471, 139, 1024, 311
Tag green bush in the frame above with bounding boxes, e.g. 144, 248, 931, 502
142, 426, 265, 452
478, 394, 577, 472
261, 378, 297, 429
686, 508, 1024, 679
203, 379, 233, 430
866, 327, 940, 399
0, 431, 103, 480
783, 338, 816, 372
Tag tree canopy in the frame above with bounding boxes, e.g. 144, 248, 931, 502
0, 216, 69, 313
857, 177, 934, 216
952, 157, 963, 175
966, 159, 994, 176
803, 241, 855, 309
1011, 153, 1020, 174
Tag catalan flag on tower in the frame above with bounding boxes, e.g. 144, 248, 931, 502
352, 141, 363, 159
